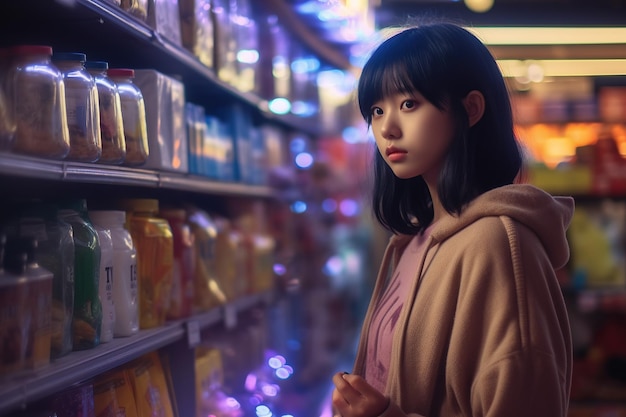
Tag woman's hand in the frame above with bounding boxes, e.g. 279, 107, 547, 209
332, 372, 390, 417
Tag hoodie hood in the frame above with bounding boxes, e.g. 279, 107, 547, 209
391, 184, 575, 269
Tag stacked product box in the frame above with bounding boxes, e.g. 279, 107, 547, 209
134, 70, 188, 173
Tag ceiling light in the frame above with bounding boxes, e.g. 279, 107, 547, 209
498, 59, 626, 78
467, 27, 626, 45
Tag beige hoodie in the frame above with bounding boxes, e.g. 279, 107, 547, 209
353, 184, 575, 417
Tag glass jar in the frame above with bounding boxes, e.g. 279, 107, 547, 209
89, 210, 138, 337
7, 45, 70, 159
53, 52, 102, 163
118, 199, 173, 329
85, 61, 126, 165
107, 68, 149, 166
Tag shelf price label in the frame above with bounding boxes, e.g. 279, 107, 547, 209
187, 320, 201, 347
223, 304, 237, 330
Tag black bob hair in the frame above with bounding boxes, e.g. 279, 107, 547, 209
358, 22, 523, 235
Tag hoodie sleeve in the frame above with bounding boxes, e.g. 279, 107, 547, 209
451, 216, 571, 417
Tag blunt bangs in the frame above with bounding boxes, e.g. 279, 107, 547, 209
357, 29, 448, 124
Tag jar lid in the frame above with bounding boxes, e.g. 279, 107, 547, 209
85, 60, 109, 70
108, 68, 135, 78
10, 45, 53, 56
53, 52, 87, 63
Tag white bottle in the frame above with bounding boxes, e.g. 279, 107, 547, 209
89, 210, 138, 337
92, 225, 115, 343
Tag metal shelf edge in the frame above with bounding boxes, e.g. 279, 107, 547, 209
0, 323, 184, 414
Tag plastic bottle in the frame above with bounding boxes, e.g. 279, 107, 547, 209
4, 237, 53, 371
7, 45, 70, 159
92, 224, 115, 343
0, 234, 30, 377
118, 199, 173, 329
85, 61, 126, 165
53, 52, 102, 162
89, 210, 138, 337
107, 68, 149, 166
13, 203, 75, 359
58, 199, 102, 350
160, 208, 195, 320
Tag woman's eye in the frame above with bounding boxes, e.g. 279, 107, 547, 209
402, 100, 416, 110
371, 107, 383, 117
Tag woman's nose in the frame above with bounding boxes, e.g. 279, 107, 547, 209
380, 115, 401, 139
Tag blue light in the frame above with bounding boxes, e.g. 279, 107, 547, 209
322, 198, 337, 213
340, 199, 360, 217
342, 126, 361, 144
275, 367, 291, 379
295, 152, 314, 169
291, 101, 317, 117
237, 49, 259, 64
291, 57, 320, 74
256, 405, 272, 417
273, 263, 286, 275
290, 137, 307, 153
291, 201, 307, 213
268, 98, 291, 115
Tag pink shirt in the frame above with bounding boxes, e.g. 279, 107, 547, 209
365, 226, 434, 393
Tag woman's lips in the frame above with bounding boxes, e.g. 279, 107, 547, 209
386, 147, 407, 162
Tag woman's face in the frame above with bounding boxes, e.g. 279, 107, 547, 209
370, 91, 455, 182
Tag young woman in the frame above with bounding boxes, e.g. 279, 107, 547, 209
331, 22, 574, 417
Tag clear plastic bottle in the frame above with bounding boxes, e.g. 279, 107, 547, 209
53, 52, 102, 163
118, 199, 173, 329
92, 224, 115, 343
7, 45, 70, 159
89, 210, 139, 337
107, 68, 149, 166
4, 237, 53, 371
85, 61, 126, 165
58, 200, 102, 350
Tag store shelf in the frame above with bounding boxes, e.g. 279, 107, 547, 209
0, 152, 275, 198
0, 290, 272, 414
0, 0, 321, 137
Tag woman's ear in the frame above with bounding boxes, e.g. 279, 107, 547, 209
463, 90, 485, 127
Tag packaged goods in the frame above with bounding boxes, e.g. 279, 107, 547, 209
159, 208, 194, 319
107, 68, 149, 166
7, 45, 70, 159
93, 225, 115, 343
45, 381, 95, 417
230, 0, 257, 93
53, 52, 102, 163
134, 70, 188, 173
120, 0, 148, 20
85, 61, 126, 165
58, 199, 102, 350
0, 236, 31, 377
213, 216, 245, 300
118, 199, 173, 329
2, 203, 75, 359
147, 0, 182, 46
127, 352, 175, 417
89, 210, 139, 337
178, 0, 213, 68
4, 237, 53, 372
211, 0, 237, 85
0, 48, 16, 150
187, 208, 226, 312
94, 369, 139, 417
